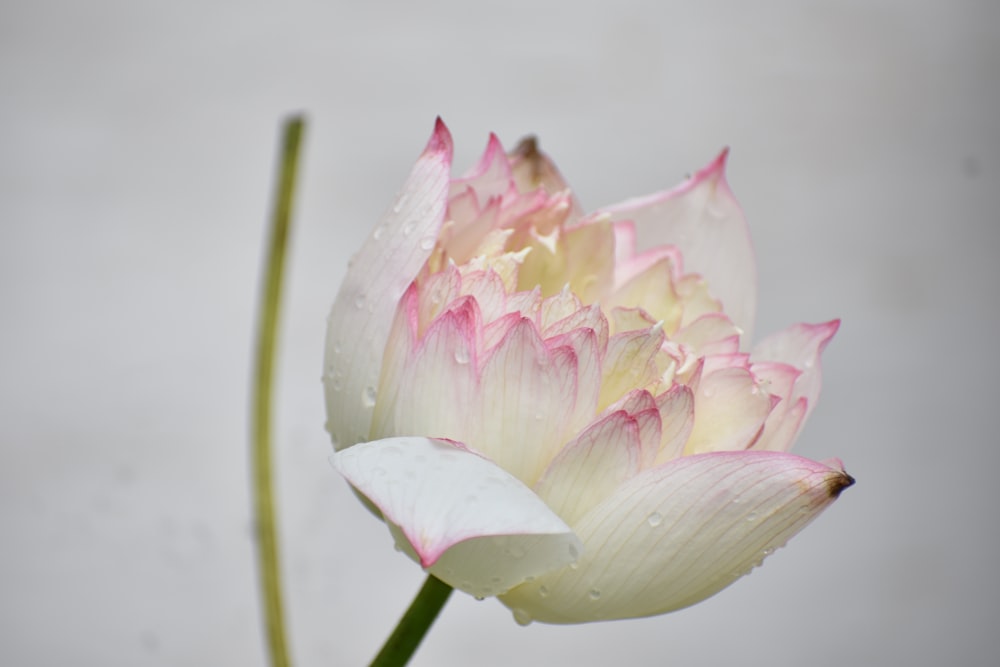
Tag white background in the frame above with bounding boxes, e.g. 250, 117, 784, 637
2, 1, 998, 665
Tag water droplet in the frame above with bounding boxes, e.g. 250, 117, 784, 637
474, 595, 485, 602
568, 544, 579, 559
647, 512, 663, 527
419, 236, 435, 251
373, 225, 385, 241
762, 547, 775, 557
330, 372, 344, 392
588, 589, 601, 600
393, 542, 403, 552
454, 346, 470, 364
507, 544, 526, 559
354, 294, 366, 309
392, 201, 403, 214
362, 386, 377, 408
746, 511, 758, 522
538, 585, 549, 597
402, 221, 416, 236
512, 608, 533, 626
534, 412, 544, 421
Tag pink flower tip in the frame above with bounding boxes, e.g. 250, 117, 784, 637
425, 117, 454, 159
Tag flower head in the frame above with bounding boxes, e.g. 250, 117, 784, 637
324, 119, 852, 624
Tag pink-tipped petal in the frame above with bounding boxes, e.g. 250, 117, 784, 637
599, 150, 757, 341
324, 119, 454, 449
475, 318, 579, 485
333, 437, 582, 599
534, 411, 642, 525
652, 384, 695, 465
499, 451, 854, 623
684, 367, 775, 455
751, 319, 840, 447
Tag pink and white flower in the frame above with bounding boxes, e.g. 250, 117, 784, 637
324, 119, 852, 624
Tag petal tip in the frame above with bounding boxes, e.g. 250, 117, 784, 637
426, 117, 454, 160
827, 469, 856, 498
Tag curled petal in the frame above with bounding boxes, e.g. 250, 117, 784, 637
324, 119, 453, 449
332, 437, 582, 599
499, 451, 854, 623
599, 150, 757, 341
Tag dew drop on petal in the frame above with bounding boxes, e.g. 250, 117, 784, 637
362, 386, 378, 408
402, 221, 416, 236
354, 294, 366, 310
746, 511, 758, 522
373, 225, 385, 241
419, 236, 436, 251
512, 608, 533, 626
538, 585, 549, 597
646, 512, 663, 527
588, 589, 601, 600
454, 346, 470, 364
568, 544, 579, 560
474, 595, 485, 602
507, 544, 527, 559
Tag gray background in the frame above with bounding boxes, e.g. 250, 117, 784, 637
2, 1, 998, 665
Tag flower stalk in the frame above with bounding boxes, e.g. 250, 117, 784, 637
251, 115, 305, 667
371, 575, 453, 667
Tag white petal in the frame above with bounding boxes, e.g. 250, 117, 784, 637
332, 437, 582, 599
499, 451, 854, 623
599, 150, 757, 341
324, 120, 453, 450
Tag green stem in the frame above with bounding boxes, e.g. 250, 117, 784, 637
251, 115, 305, 667
370, 576, 454, 667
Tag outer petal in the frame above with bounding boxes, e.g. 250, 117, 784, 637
499, 451, 854, 623
324, 120, 453, 450
332, 437, 582, 599
598, 150, 757, 341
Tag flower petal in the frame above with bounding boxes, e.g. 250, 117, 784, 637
332, 437, 582, 599
685, 367, 775, 455
499, 451, 854, 623
534, 411, 641, 526
751, 319, 840, 433
598, 150, 757, 341
324, 119, 454, 450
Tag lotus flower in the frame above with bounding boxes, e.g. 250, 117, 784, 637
324, 119, 852, 624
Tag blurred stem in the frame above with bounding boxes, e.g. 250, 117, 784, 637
371, 575, 453, 667
252, 115, 305, 667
